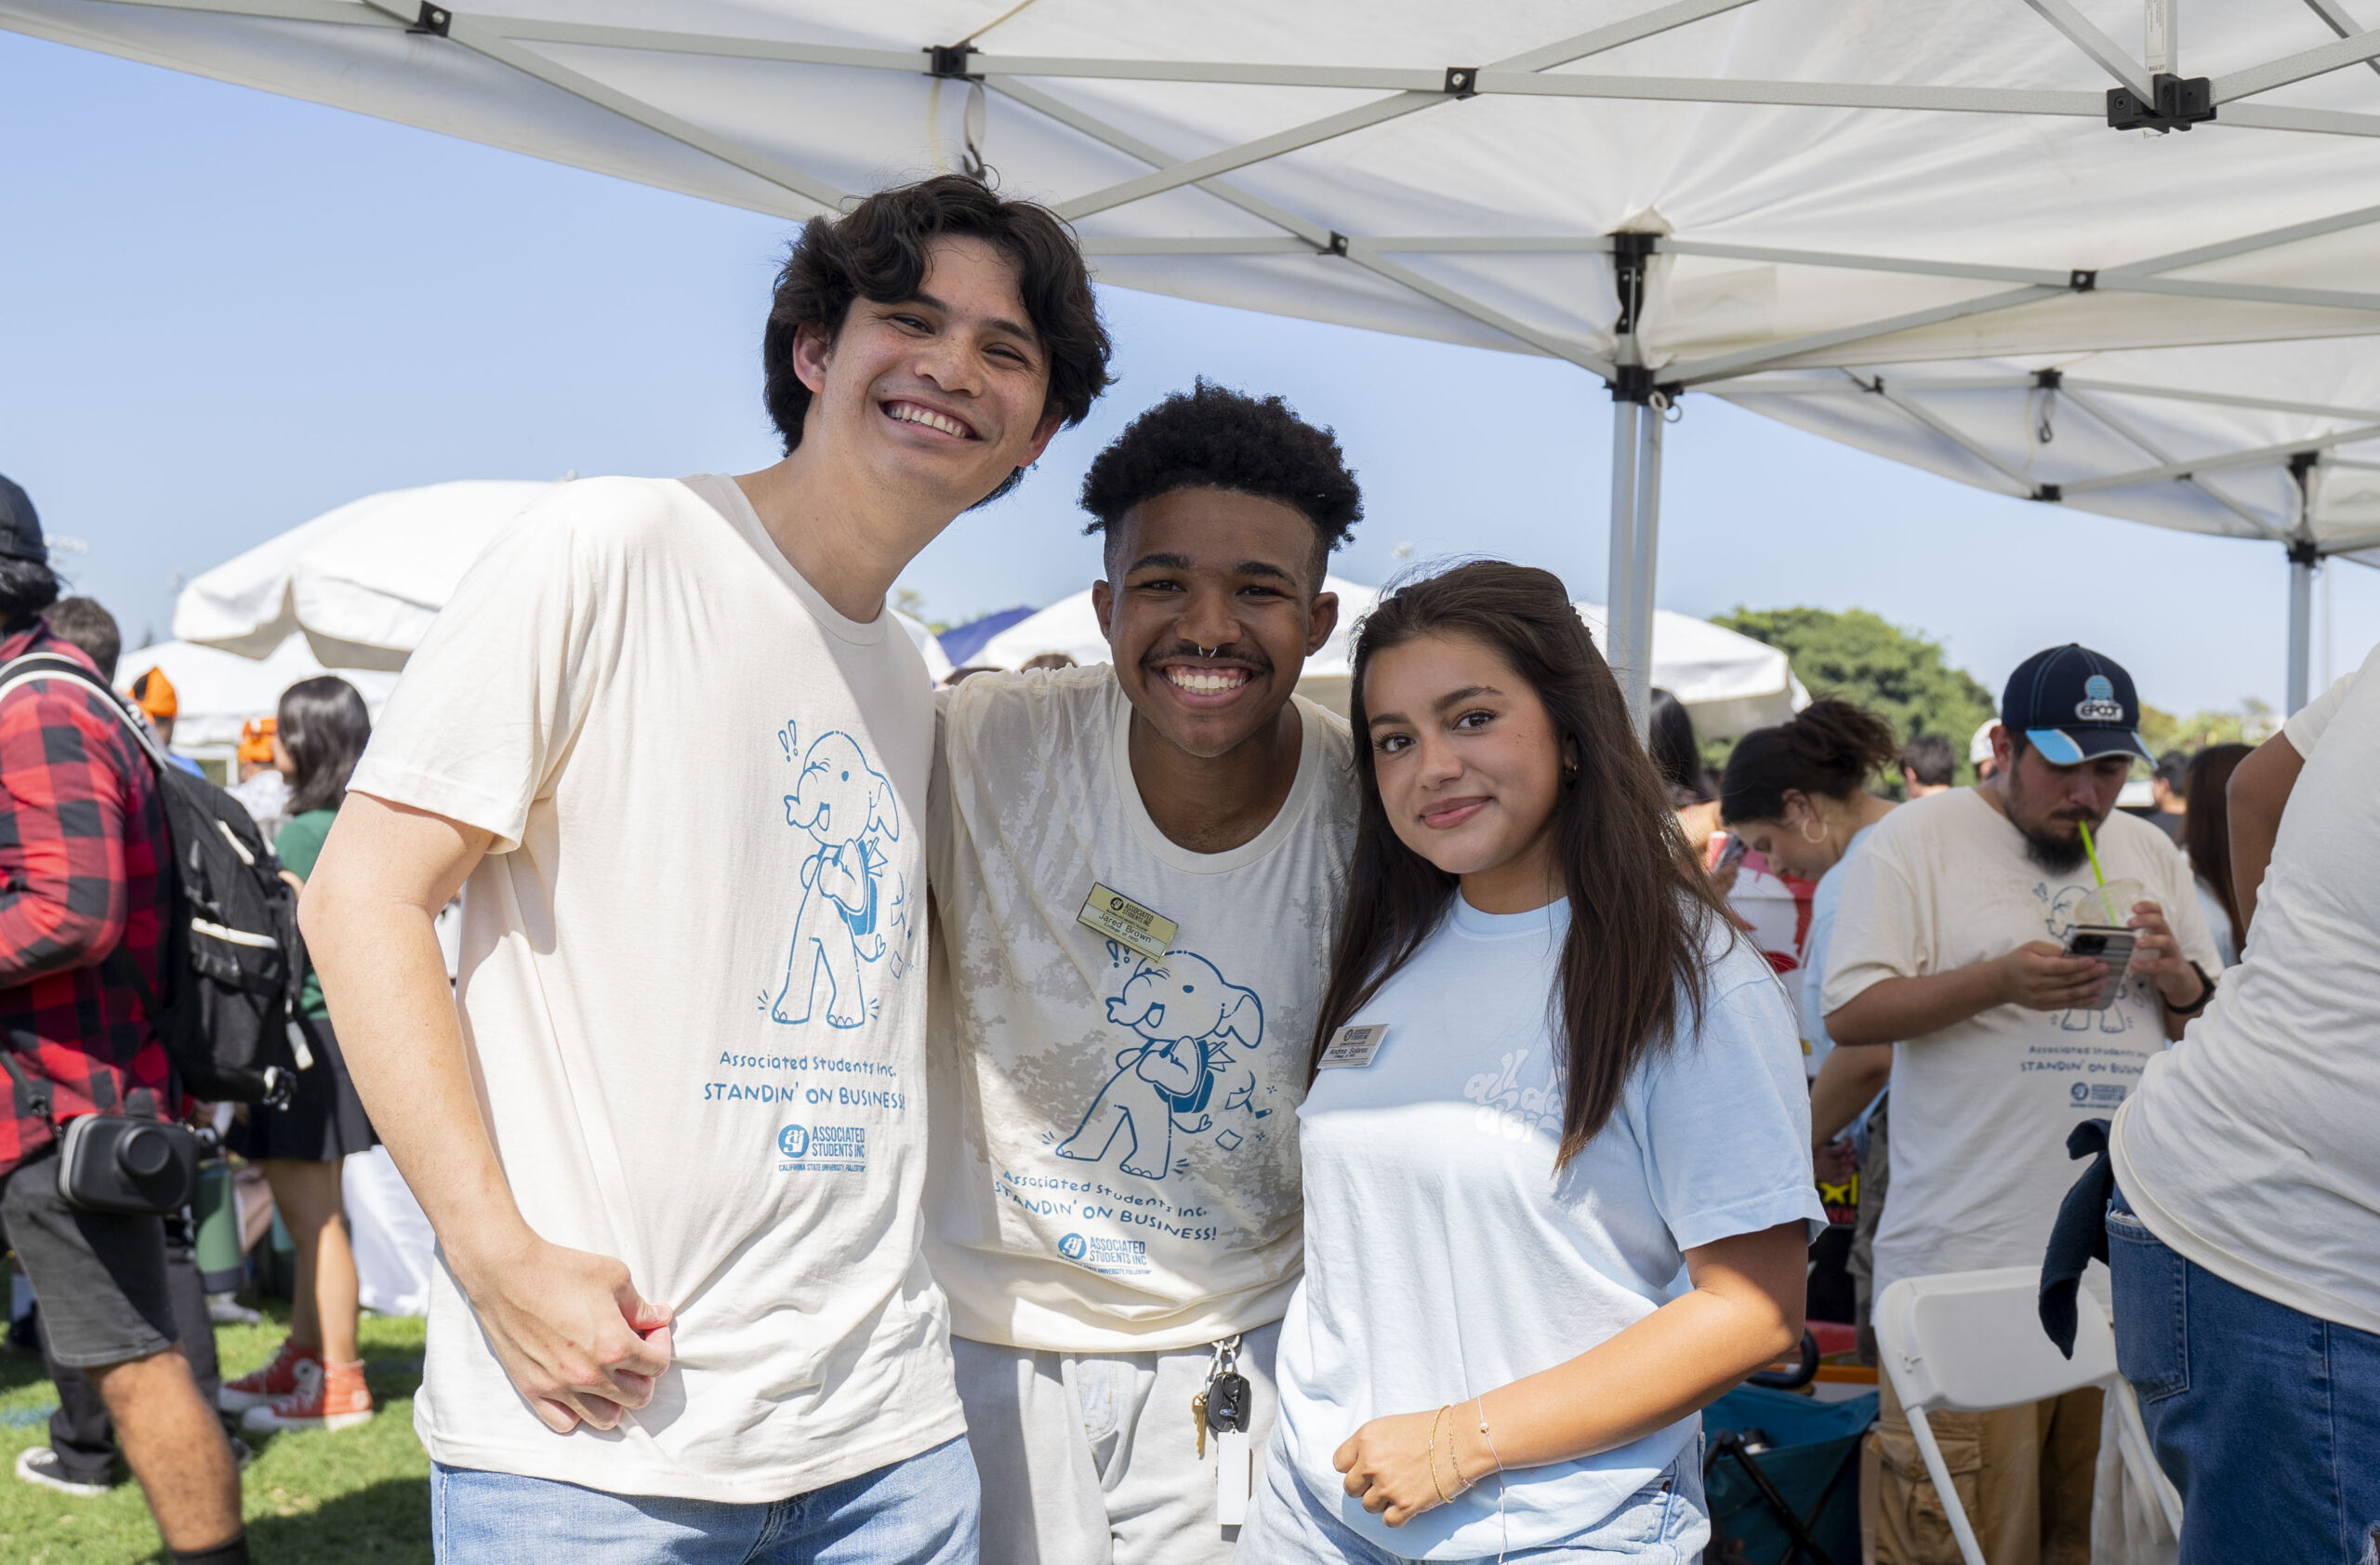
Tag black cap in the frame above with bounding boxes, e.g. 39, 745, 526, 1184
2001, 643, 2150, 765
0, 475, 46, 564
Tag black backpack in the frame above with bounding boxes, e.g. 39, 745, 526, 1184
0, 654, 310, 1106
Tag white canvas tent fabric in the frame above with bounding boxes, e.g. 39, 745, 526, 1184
175, 479, 558, 670
977, 578, 1806, 734
115, 635, 402, 749
17, 0, 2380, 707
174, 477, 953, 676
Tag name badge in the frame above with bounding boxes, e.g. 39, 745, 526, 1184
1077, 882, 1179, 962
1316, 1024, 1389, 1069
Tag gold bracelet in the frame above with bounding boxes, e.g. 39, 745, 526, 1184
1427, 1404, 1455, 1505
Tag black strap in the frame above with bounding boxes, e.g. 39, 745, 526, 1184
2162, 960, 2216, 1015
2, 657, 184, 1106
0, 654, 172, 773
0, 1043, 53, 1125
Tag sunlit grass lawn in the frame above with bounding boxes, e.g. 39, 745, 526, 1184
0, 1299, 430, 1564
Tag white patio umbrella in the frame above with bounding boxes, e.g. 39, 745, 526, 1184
174, 480, 557, 670
17, 0, 2380, 713
175, 477, 953, 678
977, 578, 1805, 734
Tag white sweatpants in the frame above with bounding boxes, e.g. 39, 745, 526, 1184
951, 1321, 1281, 1565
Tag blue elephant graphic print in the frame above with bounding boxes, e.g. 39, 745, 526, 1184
770, 724, 907, 1029
1056, 947, 1265, 1182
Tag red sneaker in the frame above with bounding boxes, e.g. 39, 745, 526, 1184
242, 1356, 374, 1434
218, 1338, 321, 1412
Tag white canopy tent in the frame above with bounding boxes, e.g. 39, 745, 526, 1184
176, 479, 559, 670
977, 578, 1808, 734
115, 634, 403, 751
18, 0, 2380, 715
173, 477, 954, 676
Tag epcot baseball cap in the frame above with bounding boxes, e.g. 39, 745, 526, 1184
2002, 643, 2151, 766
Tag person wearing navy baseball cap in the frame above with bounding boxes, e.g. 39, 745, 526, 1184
1811, 642, 2221, 1561
2002, 643, 2153, 771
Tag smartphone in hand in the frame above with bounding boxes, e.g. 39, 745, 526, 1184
2062, 924, 2136, 1011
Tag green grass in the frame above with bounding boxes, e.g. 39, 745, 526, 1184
0, 1303, 431, 1564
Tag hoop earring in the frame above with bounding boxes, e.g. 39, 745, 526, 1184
1799, 816, 1831, 845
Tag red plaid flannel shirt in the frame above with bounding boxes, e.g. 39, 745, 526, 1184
0, 620, 172, 1179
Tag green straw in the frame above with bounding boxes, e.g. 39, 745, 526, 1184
2077, 818, 2118, 924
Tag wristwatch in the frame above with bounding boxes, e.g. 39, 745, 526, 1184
2161, 961, 2215, 1015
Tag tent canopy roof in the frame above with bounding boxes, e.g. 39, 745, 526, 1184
13, 0, 2380, 555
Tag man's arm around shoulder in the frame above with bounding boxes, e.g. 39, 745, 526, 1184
301, 793, 671, 1434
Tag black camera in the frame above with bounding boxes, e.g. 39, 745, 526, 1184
56, 1114, 200, 1217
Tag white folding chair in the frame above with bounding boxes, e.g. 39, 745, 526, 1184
1874, 1267, 2182, 1564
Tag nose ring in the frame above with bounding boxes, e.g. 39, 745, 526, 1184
1197, 645, 1216, 657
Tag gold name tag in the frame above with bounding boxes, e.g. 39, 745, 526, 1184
1077, 882, 1179, 962
1317, 1024, 1389, 1069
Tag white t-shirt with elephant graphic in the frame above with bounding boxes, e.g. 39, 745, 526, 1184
1819, 788, 2217, 1303
926, 666, 1358, 1351
350, 473, 959, 1503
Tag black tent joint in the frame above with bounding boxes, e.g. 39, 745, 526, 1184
1323, 232, 1350, 257
2288, 538, 2321, 567
2069, 271, 2097, 293
1606, 366, 1680, 405
1443, 67, 1479, 99
409, 3, 451, 35
2033, 368, 2064, 390
2107, 75, 2215, 133
925, 43, 979, 80
2031, 484, 2064, 503
1610, 231, 1657, 337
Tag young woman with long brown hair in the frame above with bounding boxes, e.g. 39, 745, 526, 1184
1240, 563, 1821, 1562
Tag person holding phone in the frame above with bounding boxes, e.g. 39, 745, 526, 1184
1821, 644, 2218, 1565
1238, 561, 1823, 1562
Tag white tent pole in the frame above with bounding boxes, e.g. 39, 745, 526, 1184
2288, 545, 2317, 711
1607, 396, 1641, 720
1626, 401, 1667, 733
2289, 454, 2320, 710
2144, 0, 2176, 76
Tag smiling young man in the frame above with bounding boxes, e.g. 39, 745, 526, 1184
925, 383, 1362, 1563
296, 178, 1110, 1560
1820, 644, 2218, 1565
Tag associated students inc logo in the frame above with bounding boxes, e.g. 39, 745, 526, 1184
778, 1124, 810, 1159
1057, 1233, 1088, 1261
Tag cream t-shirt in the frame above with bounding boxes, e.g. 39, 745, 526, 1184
350, 474, 960, 1502
926, 667, 1357, 1351
1820, 789, 2216, 1301
2114, 639, 2380, 1334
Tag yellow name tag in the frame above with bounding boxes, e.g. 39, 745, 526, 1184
1077, 882, 1179, 962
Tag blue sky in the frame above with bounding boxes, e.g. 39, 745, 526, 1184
6, 28, 2373, 716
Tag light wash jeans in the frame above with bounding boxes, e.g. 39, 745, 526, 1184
430, 1434, 980, 1564
2109, 1191, 2380, 1565
1233, 1436, 1705, 1563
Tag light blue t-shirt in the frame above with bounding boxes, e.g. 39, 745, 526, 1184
1274, 894, 1825, 1558
1799, 822, 1878, 1081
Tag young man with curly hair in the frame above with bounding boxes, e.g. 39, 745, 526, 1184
926, 381, 1363, 1562
299, 177, 1110, 1560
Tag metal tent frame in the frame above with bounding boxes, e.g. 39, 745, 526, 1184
14, 0, 2380, 717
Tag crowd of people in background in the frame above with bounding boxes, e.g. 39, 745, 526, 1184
0, 174, 2374, 1565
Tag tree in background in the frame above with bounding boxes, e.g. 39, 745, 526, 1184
2139, 697, 2279, 753
1712, 607, 1998, 783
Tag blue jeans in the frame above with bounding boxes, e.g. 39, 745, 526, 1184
1234, 1437, 1706, 1562
2108, 1193, 2380, 1565
430, 1434, 980, 1563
